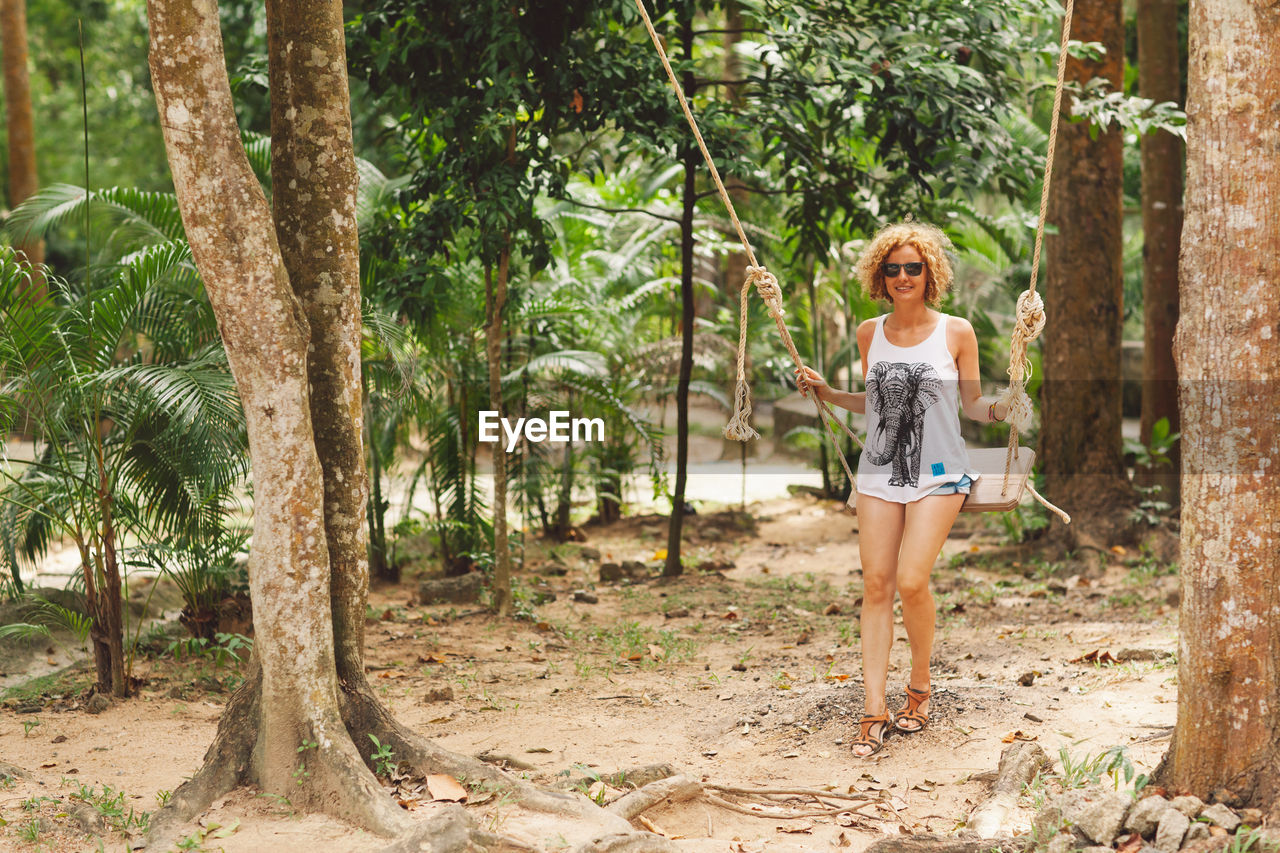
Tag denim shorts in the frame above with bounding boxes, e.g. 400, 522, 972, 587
929, 473, 973, 496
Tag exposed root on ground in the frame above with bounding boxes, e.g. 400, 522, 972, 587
144, 670, 529, 851
339, 676, 631, 824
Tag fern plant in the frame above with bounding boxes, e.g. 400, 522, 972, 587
1, 187, 248, 696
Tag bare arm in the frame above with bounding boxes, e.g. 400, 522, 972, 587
953, 317, 1010, 423
795, 365, 866, 414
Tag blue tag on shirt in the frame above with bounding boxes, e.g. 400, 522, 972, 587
931, 462, 946, 477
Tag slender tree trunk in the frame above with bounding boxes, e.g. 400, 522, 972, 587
1158, 0, 1280, 807
664, 15, 698, 579
1136, 0, 1184, 503
1040, 0, 1133, 538
3, 0, 45, 441
485, 242, 513, 615
1, 0, 44, 274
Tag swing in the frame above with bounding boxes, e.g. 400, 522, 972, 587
631, 0, 1072, 525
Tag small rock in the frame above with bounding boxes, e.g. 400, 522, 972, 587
1125, 794, 1172, 837
417, 573, 483, 605
621, 560, 649, 579
1186, 823, 1212, 843
1181, 837, 1231, 853
1073, 789, 1132, 845
86, 694, 111, 715
1046, 833, 1074, 853
580, 547, 601, 561
1116, 648, 1172, 662
1237, 808, 1264, 826
542, 562, 569, 577
600, 563, 623, 582
1170, 795, 1205, 819
781, 714, 797, 726
1018, 671, 1037, 686
572, 590, 599, 604
1199, 803, 1241, 832
664, 607, 690, 619
421, 686, 454, 703
1082, 846, 1115, 853
1154, 808, 1191, 853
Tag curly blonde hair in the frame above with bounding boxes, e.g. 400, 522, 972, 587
853, 221, 954, 307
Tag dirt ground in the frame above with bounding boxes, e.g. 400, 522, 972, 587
0, 485, 1181, 853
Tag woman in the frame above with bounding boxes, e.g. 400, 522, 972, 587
796, 221, 1010, 757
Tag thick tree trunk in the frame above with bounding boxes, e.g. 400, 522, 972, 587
146, 3, 678, 848
1, 0, 44, 273
1159, 0, 1280, 807
1040, 0, 1133, 538
147, 0, 405, 834
1136, 0, 1184, 503
265, 0, 373, 679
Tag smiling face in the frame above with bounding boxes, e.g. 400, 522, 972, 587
883, 244, 928, 305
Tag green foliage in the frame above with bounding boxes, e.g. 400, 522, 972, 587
166, 632, 253, 668
1, 180, 245, 694
368, 734, 396, 777
1057, 745, 1149, 796
1125, 416, 1180, 470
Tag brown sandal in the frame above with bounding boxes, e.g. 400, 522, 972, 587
894, 685, 930, 733
852, 712, 891, 757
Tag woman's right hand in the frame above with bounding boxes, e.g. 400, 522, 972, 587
795, 366, 829, 402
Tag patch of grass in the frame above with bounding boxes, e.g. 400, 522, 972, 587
67, 782, 151, 833
1056, 745, 1148, 795
1, 660, 95, 708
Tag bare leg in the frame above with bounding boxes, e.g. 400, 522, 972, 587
894, 493, 965, 728
854, 494, 905, 755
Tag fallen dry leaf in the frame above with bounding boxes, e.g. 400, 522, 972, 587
426, 774, 468, 802
1001, 730, 1038, 743
1071, 649, 1120, 665
776, 821, 814, 834
1116, 833, 1144, 853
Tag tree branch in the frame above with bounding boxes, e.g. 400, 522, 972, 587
692, 27, 768, 36
559, 197, 682, 225
693, 180, 859, 201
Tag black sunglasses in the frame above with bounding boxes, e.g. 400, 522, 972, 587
882, 262, 925, 278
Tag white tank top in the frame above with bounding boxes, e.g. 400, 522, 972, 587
856, 313, 978, 503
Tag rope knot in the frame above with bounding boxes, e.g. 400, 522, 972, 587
747, 265, 782, 306
1014, 290, 1046, 341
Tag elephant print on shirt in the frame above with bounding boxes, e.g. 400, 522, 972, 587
865, 361, 944, 487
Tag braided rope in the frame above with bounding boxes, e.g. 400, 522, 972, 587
632, 0, 862, 492
633, 0, 1068, 522
994, 0, 1072, 524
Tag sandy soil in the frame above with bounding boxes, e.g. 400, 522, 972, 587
0, 487, 1180, 853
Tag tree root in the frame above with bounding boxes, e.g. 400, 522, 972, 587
376, 805, 535, 853
968, 741, 1051, 838
145, 670, 417, 849
339, 678, 628, 824
607, 775, 702, 820
570, 832, 682, 853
